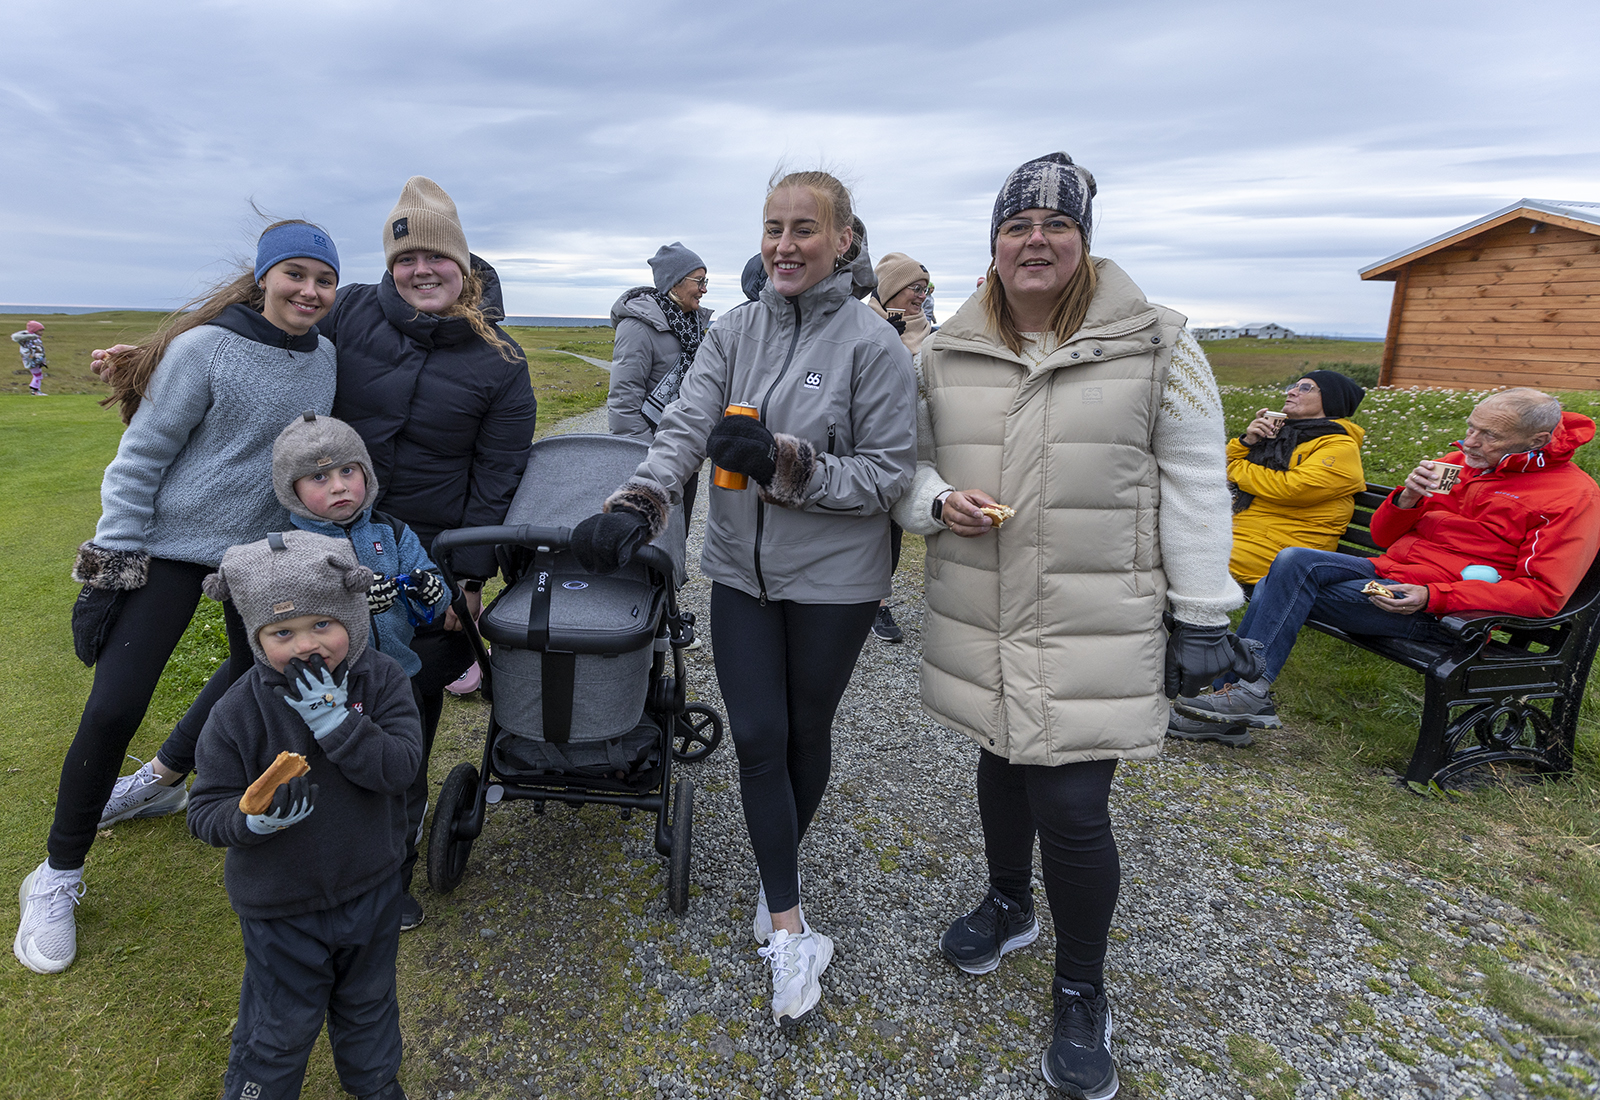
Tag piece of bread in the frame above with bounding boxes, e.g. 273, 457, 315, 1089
239, 751, 310, 815
978, 504, 1016, 528
1362, 581, 1398, 598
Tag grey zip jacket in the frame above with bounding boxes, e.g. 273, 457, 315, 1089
608, 287, 713, 441
635, 259, 916, 604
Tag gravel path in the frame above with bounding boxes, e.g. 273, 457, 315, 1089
400, 411, 1600, 1100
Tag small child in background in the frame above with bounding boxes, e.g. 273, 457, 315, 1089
11, 320, 46, 395
271, 411, 452, 930
187, 529, 421, 1100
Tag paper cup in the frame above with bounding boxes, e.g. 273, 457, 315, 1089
1426, 462, 1463, 496
713, 404, 760, 490
1261, 411, 1288, 422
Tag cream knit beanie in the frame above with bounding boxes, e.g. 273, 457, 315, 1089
874, 252, 930, 306
384, 176, 471, 275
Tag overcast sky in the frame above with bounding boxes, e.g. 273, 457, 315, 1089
5, 0, 1598, 333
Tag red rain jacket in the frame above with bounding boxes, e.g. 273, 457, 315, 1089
1369, 411, 1600, 617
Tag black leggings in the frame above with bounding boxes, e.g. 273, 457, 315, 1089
50, 558, 251, 871
710, 583, 877, 913
976, 750, 1120, 987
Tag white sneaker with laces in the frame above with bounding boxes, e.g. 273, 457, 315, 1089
759, 925, 833, 1025
98, 759, 188, 829
752, 874, 804, 944
15, 861, 84, 974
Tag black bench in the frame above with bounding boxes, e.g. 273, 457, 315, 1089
1303, 483, 1600, 788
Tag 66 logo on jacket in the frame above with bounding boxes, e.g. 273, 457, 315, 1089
803, 372, 823, 389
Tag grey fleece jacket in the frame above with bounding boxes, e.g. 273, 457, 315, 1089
188, 647, 422, 920
607, 287, 713, 441
94, 308, 337, 566
635, 261, 917, 604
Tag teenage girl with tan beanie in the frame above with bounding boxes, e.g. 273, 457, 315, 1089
17, 221, 342, 974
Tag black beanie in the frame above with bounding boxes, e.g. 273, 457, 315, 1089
1305, 370, 1366, 419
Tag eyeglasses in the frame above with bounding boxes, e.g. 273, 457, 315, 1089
997, 217, 1077, 240
1285, 381, 1319, 394
904, 283, 930, 297
681, 276, 708, 290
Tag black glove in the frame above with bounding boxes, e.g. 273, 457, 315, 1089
367, 573, 399, 615
571, 510, 653, 575
886, 313, 907, 335
1163, 621, 1262, 699
707, 414, 777, 486
71, 585, 129, 667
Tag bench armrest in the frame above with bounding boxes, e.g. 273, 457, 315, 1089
1437, 608, 1579, 637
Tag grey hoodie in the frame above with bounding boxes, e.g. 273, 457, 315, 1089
608, 287, 714, 441
635, 254, 916, 604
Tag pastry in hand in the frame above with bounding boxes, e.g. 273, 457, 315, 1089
1362, 580, 1398, 599
239, 751, 310, 814
978, 504, 1017, 528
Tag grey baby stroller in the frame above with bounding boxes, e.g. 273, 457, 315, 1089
426, 434, 724, 914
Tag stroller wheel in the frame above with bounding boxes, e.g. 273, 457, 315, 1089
427, 762, 479, 894
667, 776, 693, 916
672, 704, 724, 764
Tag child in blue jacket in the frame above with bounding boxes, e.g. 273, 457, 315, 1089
271, 412, 452, 929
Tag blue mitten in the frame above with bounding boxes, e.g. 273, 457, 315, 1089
277, 654, 350, 740
245, 774, 318, 835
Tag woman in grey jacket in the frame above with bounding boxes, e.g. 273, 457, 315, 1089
607, 242, 712, 520
573, 171, 916, 1026
16, 221, 342, 975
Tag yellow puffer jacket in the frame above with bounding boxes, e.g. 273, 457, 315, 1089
1227, 420, 1366, 584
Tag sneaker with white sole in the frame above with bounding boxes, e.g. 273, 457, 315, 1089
1173, 679, 1281, 729
1041, 977, 1119, 1099
760, 926, 833, 1025
98, 759, 188, 829
1165, 707, 1254, 748
752, 874, 804, 945
871, 604, 904, 643
939, 886, 1039, 974
15, 861, 84, 974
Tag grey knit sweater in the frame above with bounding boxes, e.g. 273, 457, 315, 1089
94, 309, 337, 566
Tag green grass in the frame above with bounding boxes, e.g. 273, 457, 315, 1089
1198, 337, 1382, 387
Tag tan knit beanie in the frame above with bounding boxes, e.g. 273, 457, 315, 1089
383, 176, 471, 275
874, 252, 930, 306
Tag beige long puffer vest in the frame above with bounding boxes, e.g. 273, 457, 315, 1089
919, 259, 1186, 766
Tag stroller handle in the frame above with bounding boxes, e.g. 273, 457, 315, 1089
430, 524, 676, 583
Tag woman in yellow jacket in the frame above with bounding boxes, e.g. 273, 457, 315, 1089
1227, 369, 1367, 587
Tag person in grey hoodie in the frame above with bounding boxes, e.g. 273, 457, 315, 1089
15, 221, 342, 977
571, 171, 916, 1027
607, 242, 712, 520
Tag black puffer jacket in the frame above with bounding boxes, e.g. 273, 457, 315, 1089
324, 257, 538, 579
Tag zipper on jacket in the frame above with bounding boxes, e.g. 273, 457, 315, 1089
752, 298, 806, 605
827, 423, 837, 455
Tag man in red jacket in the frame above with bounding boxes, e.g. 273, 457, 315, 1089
1175, 388, 1599, 733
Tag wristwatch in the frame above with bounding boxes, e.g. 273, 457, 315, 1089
931, 490, 953, 525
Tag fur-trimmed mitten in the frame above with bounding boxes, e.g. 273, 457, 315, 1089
571, 478, 670, 575
72, 541, 150, 591
757, 434, 818, 509
70, 541, 151, 668
707, 415, 777, 485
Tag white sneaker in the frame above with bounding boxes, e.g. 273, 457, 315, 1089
15, 861, 84, 974
760, 926, 833, 1025
98, 759, 188, 829
752, 874, 804, 944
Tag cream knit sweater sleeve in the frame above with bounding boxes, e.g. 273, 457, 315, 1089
1155, 330, 1244, 626
889, 355, 952, 537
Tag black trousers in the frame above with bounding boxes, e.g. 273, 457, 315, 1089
50, 558, 250, 871
224, 874, 404, 1100
710, 582, 877, 913
976, 750, 1120, 987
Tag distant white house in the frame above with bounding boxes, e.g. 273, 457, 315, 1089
1191, 323, 1296, 341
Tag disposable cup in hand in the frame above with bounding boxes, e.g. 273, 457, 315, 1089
1425, 461, 1463, 496
713, 404, 760, 490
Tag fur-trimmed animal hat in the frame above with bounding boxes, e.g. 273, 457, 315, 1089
272, 412, 378, 524
203, 530, 374, 667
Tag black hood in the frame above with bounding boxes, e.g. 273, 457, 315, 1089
376, 254, 507, 349
212, 302, 321, 352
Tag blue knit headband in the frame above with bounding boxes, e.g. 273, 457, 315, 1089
254, 223, 341, 281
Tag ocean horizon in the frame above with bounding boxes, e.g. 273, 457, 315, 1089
0, 304, 609, 327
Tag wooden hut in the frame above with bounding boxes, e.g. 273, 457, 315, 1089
1359, 199, 1600, 391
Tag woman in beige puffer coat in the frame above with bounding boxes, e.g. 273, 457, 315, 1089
890, 153, 1256, 1099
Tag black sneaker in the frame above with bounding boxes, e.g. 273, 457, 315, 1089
872, 604, 903, 643
1166, 707, 1253, 748
1041, 977, 1118, 1099
939, 886, 1039, 974
399, 892, 424, 932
